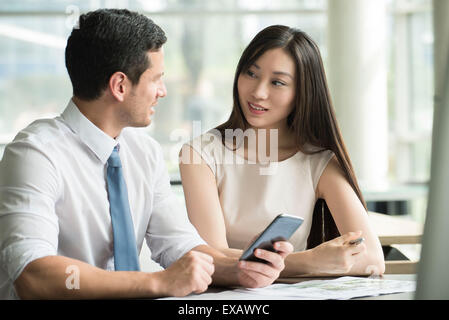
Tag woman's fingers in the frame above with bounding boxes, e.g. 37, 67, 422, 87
238, 260, 279, 288
236, 241, 294, 288
348, 242, 367, 256
273, 241, 294, 258
337, 230, 363, 245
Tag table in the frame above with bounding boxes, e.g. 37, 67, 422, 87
368, 211, 423, 274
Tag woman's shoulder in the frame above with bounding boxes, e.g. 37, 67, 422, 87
298, 144, 335, 189
300, 144, 334, 160
185, 129, 224, 153
180, 129, 226, 173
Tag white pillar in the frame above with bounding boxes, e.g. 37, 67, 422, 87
416, 0, 449, 299
327, 0, 389, 189
432, 1, 449, 98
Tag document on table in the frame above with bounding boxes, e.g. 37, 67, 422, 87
233, 276, 416, 300
160, 276, 416, 300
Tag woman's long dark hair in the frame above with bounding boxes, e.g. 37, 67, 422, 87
216, 25, 367, 249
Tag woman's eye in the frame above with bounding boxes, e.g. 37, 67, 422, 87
272, 80, 286, 86
246, 70, 256, 78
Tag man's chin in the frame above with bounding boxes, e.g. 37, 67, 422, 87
128, 118, 152, 128
141, 118, 152, 127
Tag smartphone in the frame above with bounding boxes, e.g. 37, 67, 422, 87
239, 214, 304, 263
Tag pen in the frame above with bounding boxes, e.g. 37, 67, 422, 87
349, 237, 365, 245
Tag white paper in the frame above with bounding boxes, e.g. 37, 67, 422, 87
233, 276, 416, 300
160, 276, 416, 300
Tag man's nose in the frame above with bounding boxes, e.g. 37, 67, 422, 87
158, 82, 167, 98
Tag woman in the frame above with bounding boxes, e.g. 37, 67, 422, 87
179, 25, 385, 277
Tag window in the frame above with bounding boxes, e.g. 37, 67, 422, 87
0, 0, 434, 208
386, 0, 433, 222
388, 0, 433, 184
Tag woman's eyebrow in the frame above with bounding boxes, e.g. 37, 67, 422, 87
252, 63, 293, 79
273, 71, 294, 79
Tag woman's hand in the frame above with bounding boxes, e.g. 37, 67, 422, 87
309, 231, 367, 274
237, 241, 294, 288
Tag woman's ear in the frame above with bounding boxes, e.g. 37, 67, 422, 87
108, 71, 128, 102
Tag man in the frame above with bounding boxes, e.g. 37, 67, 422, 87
0, 9, 292, 299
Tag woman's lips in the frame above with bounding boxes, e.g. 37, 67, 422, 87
248, 102, 268, 115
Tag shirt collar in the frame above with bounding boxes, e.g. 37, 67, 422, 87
61, 99, 118, 164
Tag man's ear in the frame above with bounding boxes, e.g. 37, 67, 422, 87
108, 72, 129, 102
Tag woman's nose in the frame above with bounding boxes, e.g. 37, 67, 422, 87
251, 81, 268, 100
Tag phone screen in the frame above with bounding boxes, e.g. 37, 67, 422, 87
239, 214, 304, 263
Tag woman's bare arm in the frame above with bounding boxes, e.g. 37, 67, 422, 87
315, 156, 385, 275
179, 145, 230, 250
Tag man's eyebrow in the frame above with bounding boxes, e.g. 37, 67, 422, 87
252, 63, 293, 79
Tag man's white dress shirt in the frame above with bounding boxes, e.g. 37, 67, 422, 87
0, 100, 206, 299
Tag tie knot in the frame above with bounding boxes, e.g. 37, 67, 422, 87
108, 146, 122, 168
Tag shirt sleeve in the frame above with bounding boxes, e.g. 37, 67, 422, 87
309, 149, 335, 191
145, 143, 206, 269
0, 140, 60, 284
183, 132, 220, 176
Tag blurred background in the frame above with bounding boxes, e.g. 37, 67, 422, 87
0, 0, 434, 268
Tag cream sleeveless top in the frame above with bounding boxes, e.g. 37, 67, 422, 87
186, 130, 334, 251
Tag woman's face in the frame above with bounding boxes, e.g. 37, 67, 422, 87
237, 47, 296, 132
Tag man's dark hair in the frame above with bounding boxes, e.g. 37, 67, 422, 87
65, 9, 167, 100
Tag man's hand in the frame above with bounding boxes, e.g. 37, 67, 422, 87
236, 241, 293, 288
155, 250, 215, 297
